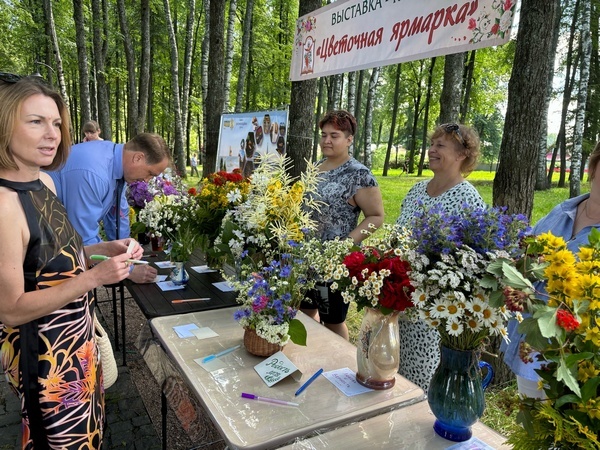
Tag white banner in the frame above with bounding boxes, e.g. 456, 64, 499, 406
290, 0, 516, 81
217, 109, 289, 176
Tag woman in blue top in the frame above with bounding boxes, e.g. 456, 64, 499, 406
502, 142, 600, 398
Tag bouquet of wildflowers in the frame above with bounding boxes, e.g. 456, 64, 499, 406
306, 225, 414, 314
214, 155, 322, 346
231, 238, 317, 346
188, 170, 250, 253
404, 203, 531, 351
490, 230, 600, 449
211, 154, 322, 275
137, 193, 201, 261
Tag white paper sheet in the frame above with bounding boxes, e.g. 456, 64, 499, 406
173, 323, 200, 338
213, 281, 235, 292
157, 281, 185, 291
322, 368, 374, 396
155, 261, 176, 269
191, 265, 218, 273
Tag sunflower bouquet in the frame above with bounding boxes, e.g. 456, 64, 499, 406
490, 229, 600, 449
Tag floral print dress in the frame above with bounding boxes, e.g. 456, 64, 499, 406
0, 178, 104, 449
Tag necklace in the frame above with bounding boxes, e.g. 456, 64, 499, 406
584, 199, 600, 221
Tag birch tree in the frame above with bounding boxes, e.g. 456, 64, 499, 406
235, 0, 254, 112
73, 0, 91, 129
362, 67, 380, 168
223, 0, 237, 111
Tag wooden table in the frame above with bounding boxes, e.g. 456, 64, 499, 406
279, 401, 511, 449
150, 308, 425, 450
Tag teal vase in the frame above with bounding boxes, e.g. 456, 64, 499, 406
427, 345, 494, 442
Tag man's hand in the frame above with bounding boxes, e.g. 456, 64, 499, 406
128, 264, 158, 284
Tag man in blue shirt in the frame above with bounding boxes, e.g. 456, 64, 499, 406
48, 133, 171, 283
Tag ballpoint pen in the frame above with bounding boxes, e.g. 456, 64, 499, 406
294, 368, 324, 396
171, 298, 211, 304
241, 393, 299, 407
90, 254, 149, 265
201, 344, 241, 363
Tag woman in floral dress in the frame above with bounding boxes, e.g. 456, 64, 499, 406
0, 75, 138, 449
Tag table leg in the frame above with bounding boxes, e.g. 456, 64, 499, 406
111, 285, 119, 351
120, 282, 126, 366
161, 388, 167, 450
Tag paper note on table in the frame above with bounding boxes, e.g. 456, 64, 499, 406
155, 261, 176, 269
157, 281, 184, 291
212, 281, 235, 292
191, 265, 217, 274
153, 274, 168, 283
322, 368, 374, 396
254, 351, 302, 387
173, 323, 200, 338
446, 437, 496, 450
191, 327, 218, 340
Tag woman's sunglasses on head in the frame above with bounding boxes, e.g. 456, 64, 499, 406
0, 71, 47, 84
442, 123, 467, 148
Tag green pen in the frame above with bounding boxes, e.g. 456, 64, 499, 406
89, 255, 149, 265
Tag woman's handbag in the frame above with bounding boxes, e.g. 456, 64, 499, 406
94, 314, 118, 389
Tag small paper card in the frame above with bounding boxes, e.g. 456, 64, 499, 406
191, 327, 219, 340
322, 368, 374, 396
254, 351, 302, 387
155, 261, 176, 269
157, 280, 184, 291
153, 274, 168, 283
191, 265, 217, 273
213, 281, 235, 292
173, 323, 200, 338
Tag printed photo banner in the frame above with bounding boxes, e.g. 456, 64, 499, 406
290, 0, 517, 81
217, 109, 289, 176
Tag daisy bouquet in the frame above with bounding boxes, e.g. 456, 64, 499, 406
490, 230, 600, 449
404, 203, 531, 351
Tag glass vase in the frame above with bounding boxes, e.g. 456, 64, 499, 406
356, 307, 400, 390
427, 345, 494, 442
170, 262, 189, 286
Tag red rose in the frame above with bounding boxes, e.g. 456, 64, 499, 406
188, 187, 197, 196
343, 252, 366, 278
379, 281, 414, 311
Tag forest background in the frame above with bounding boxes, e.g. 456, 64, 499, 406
0, 0, 595, 385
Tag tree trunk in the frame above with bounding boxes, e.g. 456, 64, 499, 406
570, 0, 591, 197
116, 0, 138, 139
313, 77, 325, 162
235, 0, 254, 112
223, 0, 237, 111
91, 0, 112, 140
439, 53, 463, 124
201, 0, 210, 154
287, 0, 321, 178
204, 0, 226, 177
353, 70, 365, 159
181, 0, 196, 154
460, 51, 476, 123
163, 0, 186, 176
418, 58, 436, 177
362, 67, 380, 168
42, 0, 69, 106
383, 64, 401, 177
73, 0, 91, 131
347, 71, 356, 115
136, 0, 151, 135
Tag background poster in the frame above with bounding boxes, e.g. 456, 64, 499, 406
217, 109, 289, 176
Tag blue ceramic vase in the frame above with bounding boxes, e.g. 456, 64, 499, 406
427, 345, 494, 442
170, 262, 189, 286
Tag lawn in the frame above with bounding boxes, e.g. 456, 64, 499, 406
185, 165, 585, 437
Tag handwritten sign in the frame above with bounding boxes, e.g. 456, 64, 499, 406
322, 368, 373, 397
254, 351, 302, 387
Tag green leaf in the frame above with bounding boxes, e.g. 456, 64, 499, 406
288, 319, 307, 346
581, 377, 600, 403
555, 394, 579, 409
479, 273, 498, 290
501, 262, 534, 290
556, 359, 581, 397
518, 318, 549, 350
487, 289, 505, 308
535, 308, 561, 339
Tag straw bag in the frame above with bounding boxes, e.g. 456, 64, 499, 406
94, 314, 118, 389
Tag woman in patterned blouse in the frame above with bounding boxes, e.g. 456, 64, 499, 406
300, 110, 384, 340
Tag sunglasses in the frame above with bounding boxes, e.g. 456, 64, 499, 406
442, 123, 467, 148
334, 111, 356, 135
0, 72, 23, 83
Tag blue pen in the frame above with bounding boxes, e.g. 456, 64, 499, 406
294, 368, 324, 396
201, 344, 241, 364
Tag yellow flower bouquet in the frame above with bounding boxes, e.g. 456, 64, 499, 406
491, 229, 600, 449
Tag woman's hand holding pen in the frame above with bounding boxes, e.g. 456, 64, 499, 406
90, 252, 133, 286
